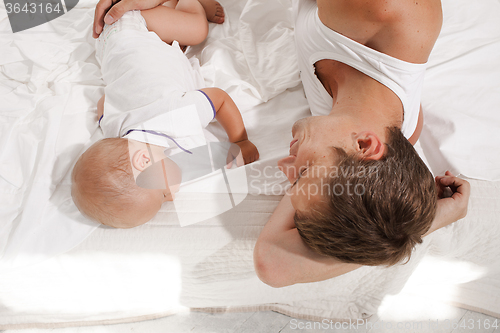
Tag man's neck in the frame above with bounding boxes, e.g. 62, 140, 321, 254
328, 64, 403, 137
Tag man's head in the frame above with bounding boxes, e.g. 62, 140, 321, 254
71, 138, 176, 228
278, 116, 437, 266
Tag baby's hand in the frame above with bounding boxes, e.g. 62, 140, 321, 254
226, 140, 259, 168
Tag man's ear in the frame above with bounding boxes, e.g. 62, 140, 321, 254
131, 150, 151, 171
352, 131, 385, 160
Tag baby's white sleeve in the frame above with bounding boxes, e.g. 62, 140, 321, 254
170, 90, 216, 129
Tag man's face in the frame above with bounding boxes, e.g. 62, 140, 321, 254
277, 115, 354, 212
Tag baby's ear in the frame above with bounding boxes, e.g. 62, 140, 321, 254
131, 150, 151, 171
352, 131, 385, 160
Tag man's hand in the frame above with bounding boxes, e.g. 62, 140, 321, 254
226, 140, 259, 168
435, 171, 470, 221
93, 0, 166, 38
425, 171, 471, 236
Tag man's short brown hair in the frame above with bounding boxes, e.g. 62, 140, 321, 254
294, 127, 437, 266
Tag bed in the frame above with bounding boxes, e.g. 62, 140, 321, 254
0, 0, 499, 329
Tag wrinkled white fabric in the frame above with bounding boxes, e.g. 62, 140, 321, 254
0, 0, 302, 268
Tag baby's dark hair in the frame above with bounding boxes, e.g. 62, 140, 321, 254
294, 127, 437, 266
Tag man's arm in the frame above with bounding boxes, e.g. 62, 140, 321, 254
254, 193, 361, 288
254, 173, 470, 288
200, 88, 259, 166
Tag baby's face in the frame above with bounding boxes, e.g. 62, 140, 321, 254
108, 140, 181, 227
128, 139, 181, 200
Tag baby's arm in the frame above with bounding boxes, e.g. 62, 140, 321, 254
200, 88, 259, 166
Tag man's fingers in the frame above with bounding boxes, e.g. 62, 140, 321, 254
92, 0, 167, 37
93, 0, 114, 38
93, 23, 102, 38
439, 176, 471, 197
104, 1, 131, 25
439, 176, 460, 191
92, 0, 120, 38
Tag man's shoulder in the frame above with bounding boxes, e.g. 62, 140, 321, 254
317, 0, 399, 23
316, 0, 400, 45
317, 0, 442, 62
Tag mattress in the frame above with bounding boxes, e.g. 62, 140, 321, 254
0, 0, 499, 329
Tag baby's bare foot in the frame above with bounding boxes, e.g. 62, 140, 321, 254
198, 0, 225, 24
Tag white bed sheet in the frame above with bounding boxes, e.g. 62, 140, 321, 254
0, 0, 499, 328
0, 0, 302, 268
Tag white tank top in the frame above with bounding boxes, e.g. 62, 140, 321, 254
294, 0, 426, 138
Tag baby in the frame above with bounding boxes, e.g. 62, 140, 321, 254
72, 0, 259, 228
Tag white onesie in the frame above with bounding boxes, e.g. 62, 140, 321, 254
95, 11, 215, 155
294, 0, 426, 139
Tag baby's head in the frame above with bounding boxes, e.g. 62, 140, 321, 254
71, 138, 178, 228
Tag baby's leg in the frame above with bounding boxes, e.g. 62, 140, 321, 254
163, 0, 224, 23
141, 0, 210, 45
161, 0, 178, 9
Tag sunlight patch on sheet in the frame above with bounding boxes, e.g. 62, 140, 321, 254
1, 253, 184, 317
377, 257, 487, 321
